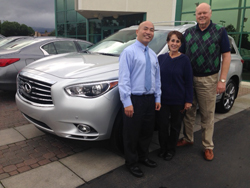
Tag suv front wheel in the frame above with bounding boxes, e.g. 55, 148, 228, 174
216, 79, 237, 113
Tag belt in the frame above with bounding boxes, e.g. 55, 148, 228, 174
131, 94, 154, 97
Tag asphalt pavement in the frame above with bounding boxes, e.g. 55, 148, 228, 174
78, 107, 250, 188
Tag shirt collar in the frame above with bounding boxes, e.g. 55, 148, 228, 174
196, 20, 213, 32
135, 39, 148, 51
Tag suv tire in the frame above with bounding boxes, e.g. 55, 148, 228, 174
216, 79, 237, 113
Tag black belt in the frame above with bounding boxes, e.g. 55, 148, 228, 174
131, 94, 154, 97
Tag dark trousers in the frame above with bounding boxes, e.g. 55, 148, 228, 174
157, 104, 184, 154
123, 94, 155, 166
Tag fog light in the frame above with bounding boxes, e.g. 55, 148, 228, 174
77, 124, 91, 133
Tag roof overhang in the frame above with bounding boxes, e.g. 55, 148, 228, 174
76, 10, 142, 19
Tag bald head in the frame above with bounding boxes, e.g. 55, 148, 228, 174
138, 21, 154, 30
195, 3, 212, 31
196, 3, 211, 13
136, 21, 155, 46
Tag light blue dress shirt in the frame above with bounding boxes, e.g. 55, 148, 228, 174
118, 40, 161, 108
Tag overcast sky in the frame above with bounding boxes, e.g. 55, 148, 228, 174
0, 0, 55, 28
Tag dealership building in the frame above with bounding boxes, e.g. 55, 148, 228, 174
54, 0, 250, 81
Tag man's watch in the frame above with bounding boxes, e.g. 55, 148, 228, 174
220, 79, 226, 83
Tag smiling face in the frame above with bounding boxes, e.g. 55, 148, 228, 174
196, 3, 212, 30
136, 21, 154, 46
167, 33, 182, 53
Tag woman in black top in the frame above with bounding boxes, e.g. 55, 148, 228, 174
157, 31, 193, 161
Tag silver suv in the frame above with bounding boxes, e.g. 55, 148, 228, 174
16, 22, 243, 149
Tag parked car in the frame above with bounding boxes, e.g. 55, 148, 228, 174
0, 37, 93, 90
15, 22, 243, 150
0, 36, 33, 47
0, 34, 5, 39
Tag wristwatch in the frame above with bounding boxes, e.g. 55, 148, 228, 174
220, 79, 226, 83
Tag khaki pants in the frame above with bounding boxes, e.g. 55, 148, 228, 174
183, 73, 218, 150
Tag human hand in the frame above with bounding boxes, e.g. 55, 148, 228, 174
124, 105, 134, 117
217, 81, 226, 94
155, 102, 161, 111
184, 102, 192, 110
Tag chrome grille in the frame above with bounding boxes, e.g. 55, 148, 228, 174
18, 74, 54, 105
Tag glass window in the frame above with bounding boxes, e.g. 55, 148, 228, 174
67, 23, 76, 35
77, 41, 92, 50
77, 36, 87, 40
212, 10, 242, 32
54, 41, 77, 54
56, 0, 64, 11
182, 0, 209, 12
67, 10, 76, 22
77, 23, 86, 35
57, 24, 65, 36
77, 13, 86, 22
42, 43, 57, 54
181, 13, 196, 23
246, 0, 250, 6
243, 9, 250, 33
89, 20, 101, 35
66, 0, 74, 10
211, 0, 242, 9
89, 35, 102, 43
229, 34, 241, 51
57, 12, 65, 23
241, 34, 250, 52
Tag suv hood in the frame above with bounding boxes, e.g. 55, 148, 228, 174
25, 52, 119, 79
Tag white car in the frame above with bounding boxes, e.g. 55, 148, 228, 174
16, 22, 243, 150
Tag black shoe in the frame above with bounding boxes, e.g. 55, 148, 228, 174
163, 152, 174, 161
139, 158, 157, 168
127, 165, 144, 178
157, 151, 166, 158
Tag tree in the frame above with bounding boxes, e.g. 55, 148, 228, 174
1, 21, 34, 36
49, 30, 55, 36
20, 24, 29, 35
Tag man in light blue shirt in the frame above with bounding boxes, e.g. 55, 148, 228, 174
118, 21, 161, 178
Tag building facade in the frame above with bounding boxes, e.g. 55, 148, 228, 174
54, 0, 250, 81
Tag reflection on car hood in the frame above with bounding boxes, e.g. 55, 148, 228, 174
25, 52, 119, 79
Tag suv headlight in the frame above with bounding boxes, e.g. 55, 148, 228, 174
65, 80, 118, 98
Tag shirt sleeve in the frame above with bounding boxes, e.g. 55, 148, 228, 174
154, 58, 161, 103
118, 50, 132, 108
220, 29, 231, 53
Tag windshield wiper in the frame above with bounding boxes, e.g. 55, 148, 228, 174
80, 49, 91, 54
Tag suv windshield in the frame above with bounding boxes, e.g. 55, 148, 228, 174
88, 30, 169, 56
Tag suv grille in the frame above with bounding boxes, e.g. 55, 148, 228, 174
18, 74, 54, 105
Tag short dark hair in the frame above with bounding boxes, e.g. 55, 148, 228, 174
167, 31, 183, 43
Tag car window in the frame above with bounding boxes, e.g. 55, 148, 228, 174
228, 37, 236, 54
41, 43, 57, 54
54, 41, 77, 54
77, 41, 92, 50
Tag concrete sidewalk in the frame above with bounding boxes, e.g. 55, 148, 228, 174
1, 82, 250, 188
